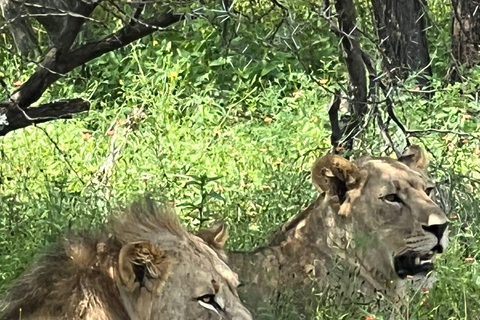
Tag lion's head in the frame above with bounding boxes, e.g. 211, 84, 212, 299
0, 199, 252, 320
311, 146, 448, 289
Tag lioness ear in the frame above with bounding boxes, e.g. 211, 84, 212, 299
312, 154, 361, 217
312, 154, 360, 194
118, 242, 172, 293
398, 145, 429, 170
197, 222, 228, 250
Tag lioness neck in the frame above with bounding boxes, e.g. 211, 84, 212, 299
228, 195, 402, 316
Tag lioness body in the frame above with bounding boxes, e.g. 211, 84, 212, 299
229, 147, 448, 316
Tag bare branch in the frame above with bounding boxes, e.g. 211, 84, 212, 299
11, 11, 182, 109
374, 106, 400, 157
328, 90, 342, 152
0, 98, 89, 136
407, 128, 480, 138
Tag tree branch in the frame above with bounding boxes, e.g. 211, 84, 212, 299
0, 99, 89, 136
406, 128, 480, 138
328, 90, 342, 152
11, 12, 182, 109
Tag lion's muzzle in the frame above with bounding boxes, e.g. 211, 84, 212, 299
394, 213, 449, 279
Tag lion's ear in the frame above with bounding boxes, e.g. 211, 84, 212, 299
311, 154, 360, 201
197, 222, 228, 250
118, 242, 172, 293
398, 145, 429, 170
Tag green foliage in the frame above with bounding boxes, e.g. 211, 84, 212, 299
1, 0, 480, 319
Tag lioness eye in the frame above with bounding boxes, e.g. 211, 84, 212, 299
383, 194, 402, 204
197, 294, 223, 313
198, 294, 215, 304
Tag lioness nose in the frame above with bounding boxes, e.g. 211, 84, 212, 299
422, 213, 448, 253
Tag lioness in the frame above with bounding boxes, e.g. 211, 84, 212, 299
229, 146, 449, 316
0, 199, 252, 320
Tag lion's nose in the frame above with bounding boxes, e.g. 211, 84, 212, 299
422, 213, 449, 253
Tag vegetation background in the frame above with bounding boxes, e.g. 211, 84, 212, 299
1, 0, 480, 319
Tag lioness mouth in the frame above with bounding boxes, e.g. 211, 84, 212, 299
394, 250, 437, 279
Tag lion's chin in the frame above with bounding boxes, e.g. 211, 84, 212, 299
393, 251, 436, 279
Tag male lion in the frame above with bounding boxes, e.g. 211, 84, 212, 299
0, 199, 252, 320
228, 146, 449, 316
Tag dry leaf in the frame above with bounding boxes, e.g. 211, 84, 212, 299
474, 146, 480, 156
318, 78, 328, 85
412, 86, 422, 92
292, 90, 304, 98
82, 132, 93, 141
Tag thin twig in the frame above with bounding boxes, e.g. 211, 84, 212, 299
374, 105, 400, 157
407, 128, 480, 138
36, 125, 86, 185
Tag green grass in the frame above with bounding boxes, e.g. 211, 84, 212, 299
1, 9, 480, 319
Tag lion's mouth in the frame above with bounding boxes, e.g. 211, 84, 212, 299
394, 250, 436, 279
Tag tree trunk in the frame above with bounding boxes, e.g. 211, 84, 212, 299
327, 0, 368, 152
371, 0, 432, 84
451, 0, 480, 78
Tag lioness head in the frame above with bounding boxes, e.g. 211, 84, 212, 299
312, 146, 448, 285
0, 199, 252, 320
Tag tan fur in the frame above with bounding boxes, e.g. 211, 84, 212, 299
398, 145, 429, 170
0, 199, 252, 320
311, 154, 361, 192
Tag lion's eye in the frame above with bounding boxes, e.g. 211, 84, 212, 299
383, 194, 402, 204
425, 187, 434, 197
198, 294, 215, 304
197, 294, 224, 314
